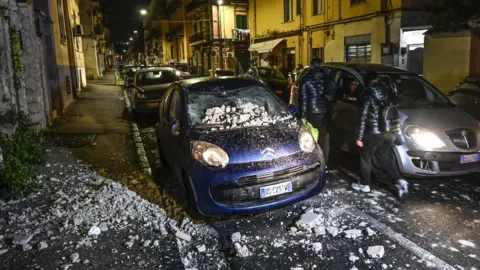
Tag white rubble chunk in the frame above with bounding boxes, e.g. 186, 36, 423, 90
88, 226, 101, 236
313, 226, 326, 236
13, 234, 33, 245
326, 226, 339, 237
458, 240, 475, 248
37, 241, 48, 250
175, 229, 192, 242
367, 245, 385, 259
296, 212, 321, 230
272, 239, 287, 248
83, 259, 90, 265
196, 244, 206, 253
349, 254, 359, 262
366, 227, 376, 236
359, 222, 367, 227
73, 218, 83, 226
231, 232, 242, 243
311, 242, 322, 252
234, 242, 252, 257
0, 249, 8, 255
344, 229, 362, 239
70, 252, 80, 263
153, 240, 159, 247
124, 241, 134, 248
381, 264, 388, 269
22, 244, 32, 251
143, 240, 151, 247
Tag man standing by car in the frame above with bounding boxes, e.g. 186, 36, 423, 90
353, 73, 409, 197
297, 58, 333, 162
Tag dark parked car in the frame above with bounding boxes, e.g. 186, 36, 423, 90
132, 67, 180, 113
214, 69, 235, 77
155, 77, 326, 217
448, 75, 480, 120
324, 63, 480, 178
124, 66, 139, 88
244, 66, 290, 103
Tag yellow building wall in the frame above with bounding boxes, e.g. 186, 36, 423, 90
220, 5, 235, 39
66, 0, 85, 69
424, 35, 471, 93
249, 0, 300, 38
49, 0, 69, 66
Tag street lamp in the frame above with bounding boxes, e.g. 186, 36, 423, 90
140, 9, 147, 16
134, 30, 138, 34
130, 37, 133, 41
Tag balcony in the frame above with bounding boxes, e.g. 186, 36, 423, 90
186, 0, 209, 14
232, 28, 250, 41
189, 30, 210, 44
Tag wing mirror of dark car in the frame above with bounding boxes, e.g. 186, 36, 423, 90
171, 120, 180, 136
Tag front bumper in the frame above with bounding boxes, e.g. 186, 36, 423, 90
188, 150, 326, 216
395, 145, 480, 177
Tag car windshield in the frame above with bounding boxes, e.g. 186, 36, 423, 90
136, 70, 177, 86
187, 86, 292, 130
377, 74, 453, 109
258, 68, 285, 80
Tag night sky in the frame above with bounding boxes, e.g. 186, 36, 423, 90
101, 0, 150, 53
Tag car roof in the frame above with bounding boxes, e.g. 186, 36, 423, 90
180, 77, 261, 93
137, 67, 174, 73
322, 62, 415, 75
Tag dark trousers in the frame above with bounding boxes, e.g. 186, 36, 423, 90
307, 112, 330, 163
359, 133, 401, 185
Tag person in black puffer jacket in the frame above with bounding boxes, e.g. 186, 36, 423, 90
352, 73, 408, 196
297, 58, 332, 161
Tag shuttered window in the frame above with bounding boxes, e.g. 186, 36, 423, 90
284, 0, 293, 22
346, 44, 371, 63
313, 0, 323, 15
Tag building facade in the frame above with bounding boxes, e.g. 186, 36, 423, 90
249, 0, 433, 77
0, 0, 50, 132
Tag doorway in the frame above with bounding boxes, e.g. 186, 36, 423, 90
407, 44, 424, 75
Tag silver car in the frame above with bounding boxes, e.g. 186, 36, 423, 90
321, 63, 480, 178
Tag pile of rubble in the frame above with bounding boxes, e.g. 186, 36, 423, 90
201, 102, 292, 130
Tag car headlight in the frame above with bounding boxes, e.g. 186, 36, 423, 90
299, 124, 316, 153
175, 70, 182, 76
404, 126, 446, 150
191, 141, 229, 168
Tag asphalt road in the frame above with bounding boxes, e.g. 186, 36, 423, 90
132, 106, 480, 270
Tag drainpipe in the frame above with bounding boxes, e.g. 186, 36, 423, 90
218, 3, 223, 69
253, 0, 257, 39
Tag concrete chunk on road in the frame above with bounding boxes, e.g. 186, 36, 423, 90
367, 245, 385, 259
344, 229, 362, 239
13, 234, 33, 245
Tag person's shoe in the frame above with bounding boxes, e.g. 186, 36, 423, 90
395, 179, 409, 198
351, 183, 371, 193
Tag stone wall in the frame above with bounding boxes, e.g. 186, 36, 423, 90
0, 0, 48, 132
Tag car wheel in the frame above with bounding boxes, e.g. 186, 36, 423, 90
182, 172, 205, 220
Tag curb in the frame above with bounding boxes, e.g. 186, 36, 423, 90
123, 90, 152, 175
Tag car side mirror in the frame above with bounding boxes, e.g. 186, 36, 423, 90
288, 104, 297, 114
171, 120, 180, 136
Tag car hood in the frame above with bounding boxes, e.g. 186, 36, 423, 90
402, 107, 479, 138
195, 123, 302, 164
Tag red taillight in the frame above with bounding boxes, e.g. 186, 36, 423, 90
275, 90, 284, 95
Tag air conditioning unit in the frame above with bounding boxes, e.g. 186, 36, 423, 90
73, 25, 83, 36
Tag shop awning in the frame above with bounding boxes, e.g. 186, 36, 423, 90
249, 38, 285, 53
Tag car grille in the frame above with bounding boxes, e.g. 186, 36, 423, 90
445, 129, 477, 150
210, 163, 322, 206
438, 161, 480, 172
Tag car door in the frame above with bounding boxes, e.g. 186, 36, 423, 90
162, 86, 185, 173
330, 69, 362, 154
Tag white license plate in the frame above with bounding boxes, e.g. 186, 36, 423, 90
460, 154, 480, 164
260, 182, 293, 199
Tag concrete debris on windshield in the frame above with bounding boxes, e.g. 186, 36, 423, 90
201, 102, 293, 130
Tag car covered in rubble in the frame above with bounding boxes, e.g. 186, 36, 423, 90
155, 77, 326, 217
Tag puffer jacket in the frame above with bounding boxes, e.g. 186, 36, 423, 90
357, 86, 389, 141
298, 67, 326, 119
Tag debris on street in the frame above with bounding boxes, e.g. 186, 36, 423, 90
367, 245, 385, 259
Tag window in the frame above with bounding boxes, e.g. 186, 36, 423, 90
346, 44, 371, 63
284, 0, 293, 22
451, 92, 480, 106
57, 0, 66, 44
312, 47, 323, 62
236, 15, 247, 29
313, 0, 323, 15
351, 0, 366, 6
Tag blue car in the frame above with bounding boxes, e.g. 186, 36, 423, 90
155, 77, 327, 217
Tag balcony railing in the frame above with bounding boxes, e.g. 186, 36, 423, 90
232, 29, 250, 41
189, 30, 210, 43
